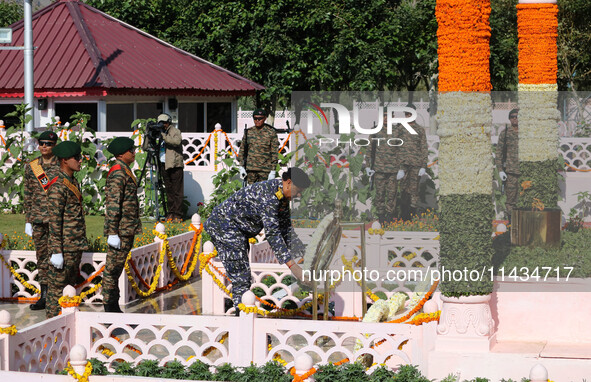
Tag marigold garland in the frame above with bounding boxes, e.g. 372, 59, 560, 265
406, 311, 441, 326
436, 0, 492, 92
0, 252, 40, 295
517, 3, 558, 84
64, 361, 92, 382
386, 280, 439, 324
341, 255, 380, 302
0, 325, 17, 335
125, 248, 165, 297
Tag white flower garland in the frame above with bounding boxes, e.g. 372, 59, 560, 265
517, 83, 560, 162
437, 92, 493, 196
302, 213, 334, 272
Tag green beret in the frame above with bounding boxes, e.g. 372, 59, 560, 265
52, 141, 81, 158
107, 137, 134, 156
38, 131, 58, 142
253, 108, 267, 117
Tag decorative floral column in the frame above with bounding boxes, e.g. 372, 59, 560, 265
515, 0, 561, 211
435, 0, 495, 350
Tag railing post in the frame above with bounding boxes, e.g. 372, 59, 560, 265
200, 241, 216, 315
294, 354, 315, 382
154, 223, 166, 289
233, 290, 256, 367
529, 363, 548, 382
0, 310, 12, 371
61, 285, 79, 316
69, 344, 88, 377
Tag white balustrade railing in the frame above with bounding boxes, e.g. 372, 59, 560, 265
0, 231, 198, 306
0, 307, 435, 375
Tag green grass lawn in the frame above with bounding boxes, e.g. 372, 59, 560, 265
0, 214, 192, 251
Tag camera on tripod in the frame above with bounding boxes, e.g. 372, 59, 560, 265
145, 121, 166, 149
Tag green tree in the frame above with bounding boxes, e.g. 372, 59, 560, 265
0, 0, 22, 27
489, 0, 519, 91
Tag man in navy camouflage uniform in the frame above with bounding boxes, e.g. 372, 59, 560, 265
46, 141, 87, 319
24, 130, 59, 310
204, 167, 310, 312
103, 137, 142, 313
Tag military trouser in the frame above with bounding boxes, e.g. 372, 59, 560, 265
204, 215, 252, 311
103, 236, 135, 306
46, 251, 82, 319
246, 170, 270, 185
505, 173, 520, 217
374, 172, 399, 218
399, 166, 422, 220
32, 223, 50, 284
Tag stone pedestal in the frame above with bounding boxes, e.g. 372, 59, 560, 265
435, 294, 495, 352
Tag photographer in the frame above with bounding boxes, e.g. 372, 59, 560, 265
146, 113, 184, 222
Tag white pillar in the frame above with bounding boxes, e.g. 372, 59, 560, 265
69, 344, 88, 376
294, 354, 315, 382
529, 363, 549, 382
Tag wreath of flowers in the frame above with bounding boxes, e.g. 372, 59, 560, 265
302, 213, 335, 272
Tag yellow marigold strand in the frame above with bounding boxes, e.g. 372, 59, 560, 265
64, 361, 92, 382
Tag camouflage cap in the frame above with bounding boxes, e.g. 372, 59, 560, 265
253, 108, 267, 117
107, 137, 134, 156
52, 141, 81, 158
287, 167, 311, 189
38, 131, 58, 142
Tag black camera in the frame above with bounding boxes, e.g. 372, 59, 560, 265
145, 121, 166, 149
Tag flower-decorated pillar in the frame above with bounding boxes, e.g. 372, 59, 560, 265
434, 0, 495, 351
512, 0, 561, 245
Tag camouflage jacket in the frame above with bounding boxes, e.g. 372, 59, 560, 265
394, 122, 428, 169
104, 159, 142, 237
207, 179, 300, 264
365, 129, 400, 173
24, 155, 60, 224
237, 124, 279, 172
495, 126, 519, 174
48, 170, 87, 253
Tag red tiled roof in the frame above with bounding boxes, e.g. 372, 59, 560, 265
0, 0, 264, 97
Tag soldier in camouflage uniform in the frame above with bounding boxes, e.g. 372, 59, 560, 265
495, 109, 519, 218
365, 112, 401, 225
237, 109, 279, 184
394, 105, 428, 221
46, 141, 87, 319
103, 137, 142, 313
204, 168, 310, 313
24, 130, 60, 310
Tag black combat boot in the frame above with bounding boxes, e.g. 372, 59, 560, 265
30, 284, 47, 310
104, 301, 123, 313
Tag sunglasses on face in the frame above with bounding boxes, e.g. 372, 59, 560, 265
69, 154, 82, 161
38, 141, 55, 147
253, 117, 265, 121
509, 115, 518, 119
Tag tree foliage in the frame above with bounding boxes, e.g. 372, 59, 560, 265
85, 0, 591, 113
0, 0, 23, 27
